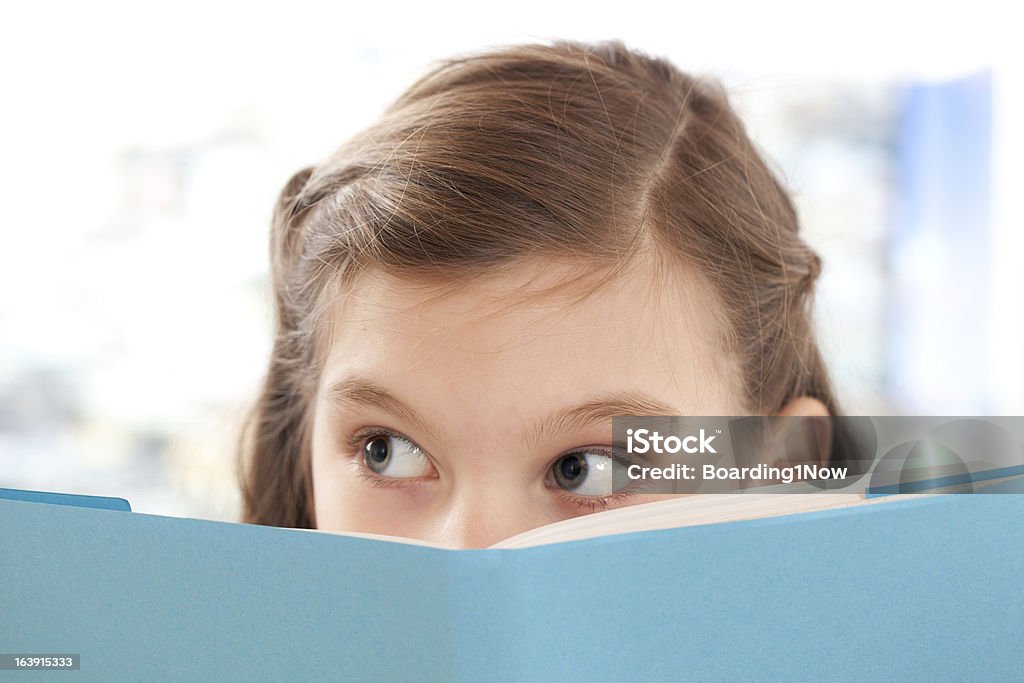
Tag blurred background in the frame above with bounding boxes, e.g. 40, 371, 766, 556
1, 1, 1020, 520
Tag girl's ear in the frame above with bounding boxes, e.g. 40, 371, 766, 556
767, 396, 833, 466
776, 396, 830, 418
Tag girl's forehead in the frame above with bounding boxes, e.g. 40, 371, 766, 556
339, 257, 621, 316
326, 257, 712, 340
316, 257, 741, 408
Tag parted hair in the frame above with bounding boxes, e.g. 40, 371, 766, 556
237, 40, 840, 528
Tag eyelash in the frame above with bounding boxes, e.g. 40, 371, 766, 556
343, 427, 648, 511
556, 490, 639, 513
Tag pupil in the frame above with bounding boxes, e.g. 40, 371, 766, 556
366, 438, 389, 463
556, 454, 587, 489
561, 456, 583, 480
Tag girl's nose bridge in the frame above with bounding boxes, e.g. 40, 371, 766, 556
438, 476, 542, 549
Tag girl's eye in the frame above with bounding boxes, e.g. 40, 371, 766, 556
362, 434, 432, 479
551, 451, 623, 496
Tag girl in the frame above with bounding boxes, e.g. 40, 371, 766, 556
237, 40, 839, 548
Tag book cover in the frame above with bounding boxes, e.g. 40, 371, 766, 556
2, 482, 1022, 681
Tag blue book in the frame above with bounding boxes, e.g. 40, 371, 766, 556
2, 482, 1022, 681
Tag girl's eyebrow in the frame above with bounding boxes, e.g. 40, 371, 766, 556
324, 373, 679, 451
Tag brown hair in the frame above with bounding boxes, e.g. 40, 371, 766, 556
237, 40, 839, 528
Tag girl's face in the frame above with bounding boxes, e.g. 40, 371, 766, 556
309, 257, 747, 548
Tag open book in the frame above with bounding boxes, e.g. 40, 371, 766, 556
3, 476, 1022, 681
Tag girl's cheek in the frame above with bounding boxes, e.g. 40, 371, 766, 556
317, 475, 439, 539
